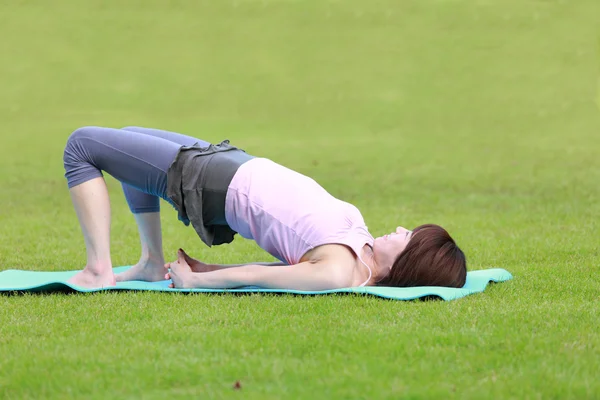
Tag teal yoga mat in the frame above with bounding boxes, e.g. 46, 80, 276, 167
0, 267, 512, 300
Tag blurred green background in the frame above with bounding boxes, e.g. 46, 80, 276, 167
0, 1, 598, 398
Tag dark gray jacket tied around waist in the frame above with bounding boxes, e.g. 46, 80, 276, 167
166, 140, 254, 247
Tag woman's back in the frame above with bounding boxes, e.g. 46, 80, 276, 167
225, 158, 374, 264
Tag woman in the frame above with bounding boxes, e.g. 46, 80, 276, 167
63, 126, 466, 289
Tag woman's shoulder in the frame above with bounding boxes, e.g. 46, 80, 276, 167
304, 244, 371, 288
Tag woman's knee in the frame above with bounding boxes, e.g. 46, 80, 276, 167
65, 126, 100, 149
120, 126, 142, 132
63, 127, 104, 188
65, 127, 90, 158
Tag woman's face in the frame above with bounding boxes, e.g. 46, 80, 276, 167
373, 226, 413, 269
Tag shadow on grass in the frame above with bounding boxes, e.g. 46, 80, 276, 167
0, 287, 447, 301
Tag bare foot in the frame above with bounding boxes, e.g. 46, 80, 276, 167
176, 249, 213, 273
115, 260, 167, 282
68, 268, 116, 288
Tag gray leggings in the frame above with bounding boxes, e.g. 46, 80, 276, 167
63, 126, 210, 213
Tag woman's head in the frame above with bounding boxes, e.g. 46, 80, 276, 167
373, 224, 466, 288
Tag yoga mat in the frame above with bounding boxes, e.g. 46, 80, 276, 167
0, 267, 511, 300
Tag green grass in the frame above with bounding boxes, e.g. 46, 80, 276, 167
0, 0, 598, 398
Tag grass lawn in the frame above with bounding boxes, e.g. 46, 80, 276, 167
0, 0, 598, 398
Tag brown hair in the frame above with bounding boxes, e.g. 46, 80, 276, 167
377, 224, 466, 288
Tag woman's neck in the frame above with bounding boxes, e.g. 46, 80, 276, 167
361, 245, 386, 284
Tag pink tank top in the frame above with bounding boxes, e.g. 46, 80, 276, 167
225, 158, 374, 268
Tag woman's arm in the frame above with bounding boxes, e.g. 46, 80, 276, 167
212, 262, 288, 268
174, 249, 286, 272
167, 257, 352, 291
